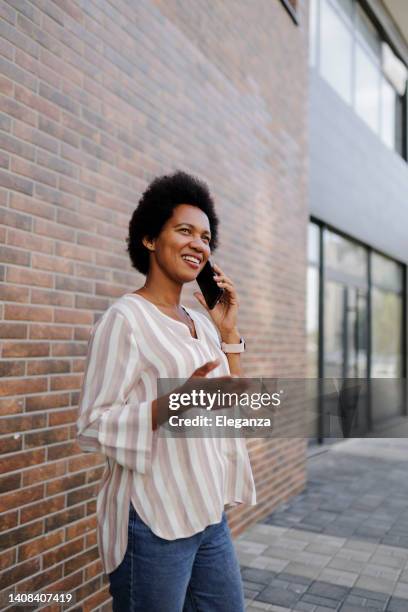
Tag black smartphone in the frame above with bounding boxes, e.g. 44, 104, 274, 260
196, 260, 224, 309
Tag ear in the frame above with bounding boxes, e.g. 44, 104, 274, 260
142, 236, 156, 251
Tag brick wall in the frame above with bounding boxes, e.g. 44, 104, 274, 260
0, 0, 309, 609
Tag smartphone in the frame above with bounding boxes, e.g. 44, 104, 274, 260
196, 260, 224, 309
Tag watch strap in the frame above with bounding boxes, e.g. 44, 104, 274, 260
221, 337, 246, 353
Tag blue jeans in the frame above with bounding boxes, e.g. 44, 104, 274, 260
108, 501, 245, 612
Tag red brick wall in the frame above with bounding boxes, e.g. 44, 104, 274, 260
0, 0, 309, 609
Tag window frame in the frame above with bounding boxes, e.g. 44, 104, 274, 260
310, 0, 408, 160
308, 216, 408, 441
280, 0, 299, 25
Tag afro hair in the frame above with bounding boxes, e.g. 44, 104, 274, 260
126, 170, 219, 275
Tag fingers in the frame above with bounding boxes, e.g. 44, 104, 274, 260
193, 359, 220, 377
212, 264, 239, 303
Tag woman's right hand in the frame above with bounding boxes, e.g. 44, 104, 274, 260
152, 359, 248, 430
180, 359, 248, 397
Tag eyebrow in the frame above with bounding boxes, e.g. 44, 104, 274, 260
175, 223, 211, 237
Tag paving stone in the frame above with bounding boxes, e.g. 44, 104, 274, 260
360, 564, 400, 581
336, 549, 373, 562
349, 587, 388, 602
270, 578, 290, 589
376, 545, 408, 561
255, 585, 300, 607
308, 580, 349, 600
237, 541, 270, 555
295, 551, 332, 568
342, 594, 387, 611
245, 601, 272, 610
249, 556, 290, 572
391, 582, 408, 598
369, 555, 405, 570
318, 568, 358, 587
278, 572, 314, 587
289, 582, 309, 595
328, 557, 365, 573
386, 596, 408, 612
300, 593, 339, 608
285, 562, 322, 579
241, 567, 276, 585
293, 603, 317, 612
354, 575, 396, 593
263, 545, 302, 561
344, 541, 378, 554
340, 606, 379, 612
397, 570, 408, 583
238, 551, 261, 565
275, 537, 309, 551
286, 530, 319, 543
244, 586, 260, 600
342, 594, 366, 606
307, 543, 346, 556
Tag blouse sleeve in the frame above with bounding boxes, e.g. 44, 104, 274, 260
76, 308, 153, 473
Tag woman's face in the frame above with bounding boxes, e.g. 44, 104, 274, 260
146, 204, 212, 283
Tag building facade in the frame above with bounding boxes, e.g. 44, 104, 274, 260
307, 0, 408, 440
0, 1, 308, 609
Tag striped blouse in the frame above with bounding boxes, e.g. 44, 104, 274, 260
76, 293, 257, 575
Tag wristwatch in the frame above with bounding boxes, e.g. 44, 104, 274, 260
221, 337, 246, 354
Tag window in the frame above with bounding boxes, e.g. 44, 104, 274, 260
280, 0, 299, 24
307, 220, 406, 436
306, 223, 320, 378
355, 43, 380, 132
371, 253, 404, 378
381, 78, 397, 150
309, 0, 408, 157
320, 0, 353, 104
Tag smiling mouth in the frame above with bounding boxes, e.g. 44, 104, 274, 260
181, 255, 201, 269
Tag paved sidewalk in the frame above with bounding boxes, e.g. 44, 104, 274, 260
236, 438, 408, 611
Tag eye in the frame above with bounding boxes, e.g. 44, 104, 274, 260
179, 228, 190, 234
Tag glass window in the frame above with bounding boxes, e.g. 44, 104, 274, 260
355, 43, 381, 133
311, 0, 407, 157
395, 93, 404, 156
324, 281, 344, 378
381, 78, 396, 150
371, 290, 403, 377
372, 252, 403, 292
320, 0, 353, 105
308, 222, 320, 264
356, 4, 381, 59
371, 252, 403, 378
333, 0, 353, 21
324, 229, 367, 279
306, 266, 319, 377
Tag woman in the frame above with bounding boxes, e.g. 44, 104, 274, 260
76, 171, 257, 611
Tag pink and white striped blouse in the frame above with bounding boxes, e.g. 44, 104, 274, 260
76, 293, 257, 575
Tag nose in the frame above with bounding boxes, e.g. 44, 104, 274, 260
189, 236, 209, 252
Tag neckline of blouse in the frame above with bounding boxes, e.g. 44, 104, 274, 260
124, 293, 202, 342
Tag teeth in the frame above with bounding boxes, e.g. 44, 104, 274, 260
182, 256, 200, 264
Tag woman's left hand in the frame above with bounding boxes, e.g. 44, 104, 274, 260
193, 263, 239, 335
